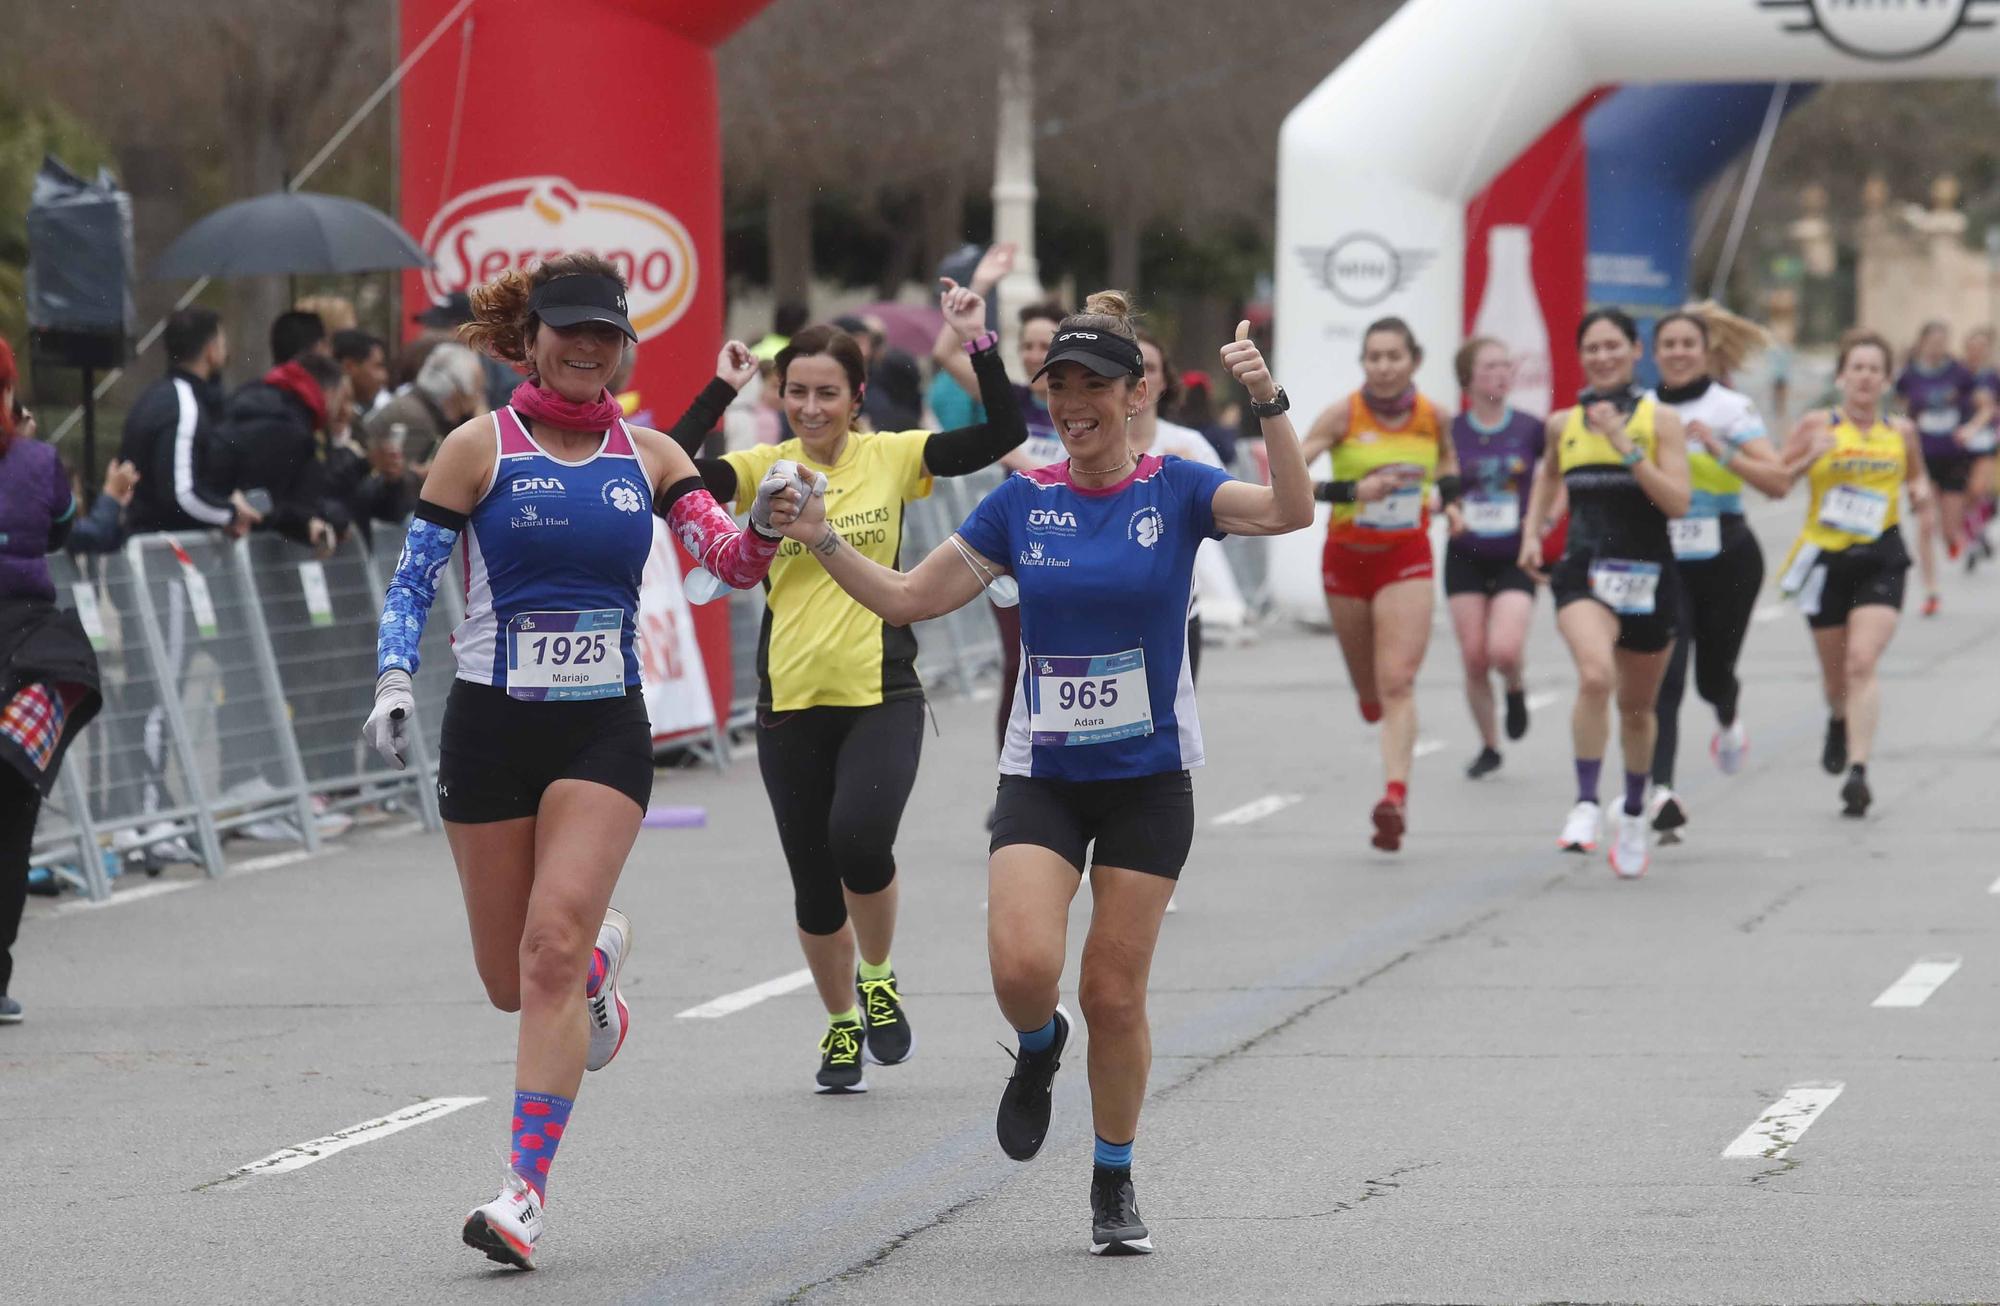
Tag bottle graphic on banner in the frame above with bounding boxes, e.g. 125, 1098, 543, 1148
1471, 226, 1553, 418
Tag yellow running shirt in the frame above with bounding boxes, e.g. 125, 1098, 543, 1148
1328, 392, 1442, 545
1794, 410, 1905, 556
722, 431, 933, 711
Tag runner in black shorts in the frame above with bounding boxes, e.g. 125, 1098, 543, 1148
1444, 337, 1547, 778
1774, 329, 1932, 817
361, 255, 793, 1269
768, 300, 1313, 1256
1521, 309, 1691, 879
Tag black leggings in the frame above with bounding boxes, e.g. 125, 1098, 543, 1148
1653, 531, 1764, 786
756, 697, 925, 936
1, 767, 38, 998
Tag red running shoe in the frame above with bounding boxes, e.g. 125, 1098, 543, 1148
1370, 799, 1405, 851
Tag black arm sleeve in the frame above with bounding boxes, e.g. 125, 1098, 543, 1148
664, 378, 738, 457
921, 345, 1026, 477
693, 457, 737, 504
1313, 480, 1358, 504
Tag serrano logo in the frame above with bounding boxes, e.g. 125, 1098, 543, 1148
422, 176, 698, 342
1296, 233, 1435, 309
1760, 0, 1995, 60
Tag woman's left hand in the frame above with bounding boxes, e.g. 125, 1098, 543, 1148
940, 278, 989, 342
1221, 320, 1276, 404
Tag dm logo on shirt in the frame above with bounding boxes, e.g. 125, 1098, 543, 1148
1026, 508, 1078, 536
512, 475, 565, 497
1128, 507, 1165, 549
601, 479, 645, 513
1760, 0, 1994, 60
422, 176, 697, 342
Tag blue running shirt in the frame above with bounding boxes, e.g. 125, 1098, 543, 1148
456, 407, 655, 698
957, 455, 1234, 782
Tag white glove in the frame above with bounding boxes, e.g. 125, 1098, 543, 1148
749, 458, 825, 536
362, 669, 416, 770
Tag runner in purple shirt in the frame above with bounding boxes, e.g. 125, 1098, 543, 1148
1893, 321, 1978, 615
1444, 338, 1549, 778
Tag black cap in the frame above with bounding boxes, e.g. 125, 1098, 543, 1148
413, 291, 473, 328
528, 273, 637, 342
1032, 328, 1143, 382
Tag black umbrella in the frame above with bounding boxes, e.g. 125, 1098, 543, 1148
151, 190, 429, 279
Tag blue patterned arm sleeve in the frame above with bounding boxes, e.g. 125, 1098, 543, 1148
376, 502, 465, 677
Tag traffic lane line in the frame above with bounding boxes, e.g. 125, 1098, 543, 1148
1722, 1081, 1844, 1159
677, 967, 816, 1019
1871, 955, 1962, 1009
212, 1096, 485, 1183
1210, 793, 1301, 827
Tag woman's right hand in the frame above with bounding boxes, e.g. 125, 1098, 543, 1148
776, 474, 829, 544
1517, 535, 1545, 581
939, 278, 989, 342
971, 242, 1017, 295
716, 340, 758, 390
1355, 468, 1401, 502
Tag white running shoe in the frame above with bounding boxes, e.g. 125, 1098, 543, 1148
1558, 800, 1601, 853
585, 908, 631, 1073
1609, 808, 1651, 879
463, 1172, 543, 1270
1710, 719, 1748, 776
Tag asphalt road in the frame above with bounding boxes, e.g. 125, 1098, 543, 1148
10, 507, 1999, 1305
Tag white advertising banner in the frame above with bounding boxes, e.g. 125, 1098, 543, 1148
636, 519, 716, 746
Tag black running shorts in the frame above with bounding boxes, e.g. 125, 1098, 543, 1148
1800, 528, 1910, 630
989, 770, 1196, 881
1925, 452, 1973, 495
1550, 551, 1681, 653
1444, 550, 1537, 599
436, 679, 654, 823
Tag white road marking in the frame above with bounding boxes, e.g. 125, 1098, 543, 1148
1722, 1081, 1844, 1159
1210, 793, 1301, 827
1871, 955, 1962, 1008
232, 849, 315, 875
220, 1097, 485, 1181
55, 879, 197, 913
1753, 601, 1788, 624
677, 968, 816, 1019
1526, 691, 1560, 710
1412, 739, 1446, 759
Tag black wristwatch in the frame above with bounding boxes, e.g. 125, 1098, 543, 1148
1250, 386, 1290, 418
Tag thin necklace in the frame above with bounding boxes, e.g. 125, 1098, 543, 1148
1073, 452, 1133, 477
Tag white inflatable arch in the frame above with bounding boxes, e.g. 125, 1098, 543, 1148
1270, 0, 2000, 619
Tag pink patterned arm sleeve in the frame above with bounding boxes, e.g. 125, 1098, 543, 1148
659, 477, 780, 588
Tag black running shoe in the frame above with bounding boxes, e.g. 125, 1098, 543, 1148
1841, 765, 1871, 818
996, 1005, 1069, 1160
1465, 746, 1502, 779
815, 1017, 868, 1094
1821, 717, 1848, 775
1089, 1165, 1153, 1255
857, 969, 914, 1066
1504, 690, 1529, 741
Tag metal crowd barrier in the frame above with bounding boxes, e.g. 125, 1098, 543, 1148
29, 530, 443, 901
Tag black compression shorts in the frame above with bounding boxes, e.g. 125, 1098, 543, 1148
989, 770, 1195, 881
436, 680, 653, 823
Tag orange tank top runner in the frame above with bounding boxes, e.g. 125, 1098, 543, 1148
1325, 392, 1445, 548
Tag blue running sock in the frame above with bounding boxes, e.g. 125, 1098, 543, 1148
1624, 770, 1648, 817
511, 1091, 574, 1201
1094, 1135, 1134, 1170
1575, 757, 1602, 805
1017, 1015, 1057, 1054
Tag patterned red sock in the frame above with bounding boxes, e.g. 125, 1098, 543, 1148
510, 1091, 573, 1201
587, 948, 608, 998
1385, 780, 1407, 807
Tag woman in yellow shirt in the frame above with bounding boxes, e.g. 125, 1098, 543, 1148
1773, 329, 1933, 817
670, 283, 1024, 1092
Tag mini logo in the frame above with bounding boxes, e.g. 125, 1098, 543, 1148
513, 476, 564, 495
422, 175, 697, 342
1296, 233, 1435, 309
603, 479, 644, 513
1128, 506, 1165, 549
1761, 0, 1994, 60
1026, 507, 1079, 534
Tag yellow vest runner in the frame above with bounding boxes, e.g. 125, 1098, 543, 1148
1327, 393, 1442, 547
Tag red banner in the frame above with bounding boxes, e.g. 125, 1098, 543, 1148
399, 0, 768, 730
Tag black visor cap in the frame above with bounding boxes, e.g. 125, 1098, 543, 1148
529, 273, 638, 342
1031, 329, 1144, 383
